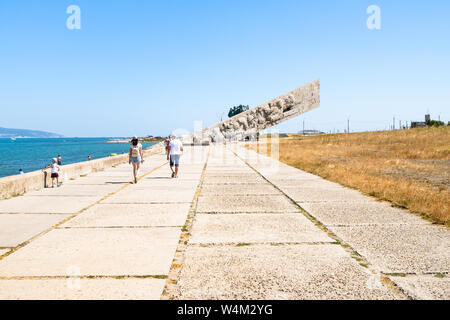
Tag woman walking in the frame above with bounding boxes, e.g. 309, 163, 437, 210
129, 136, 144, 183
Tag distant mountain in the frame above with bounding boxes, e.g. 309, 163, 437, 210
0, 127, 63, 138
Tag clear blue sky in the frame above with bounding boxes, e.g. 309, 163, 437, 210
1, 0, 449, 137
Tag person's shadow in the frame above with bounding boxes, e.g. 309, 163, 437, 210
145, 177, 172, 180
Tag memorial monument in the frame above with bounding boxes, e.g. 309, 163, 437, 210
187, 79, 320, 144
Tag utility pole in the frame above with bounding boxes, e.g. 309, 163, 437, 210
302, 119, 305, 135
399, 120, 401, 129
347, 118, 350, 133
393, 116, 395, 130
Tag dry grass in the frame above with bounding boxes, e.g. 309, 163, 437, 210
247, 126, 450, 225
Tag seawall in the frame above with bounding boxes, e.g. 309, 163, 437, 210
0, 142, 165, 200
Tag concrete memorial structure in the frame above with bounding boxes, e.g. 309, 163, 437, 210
187, 79, 320, 144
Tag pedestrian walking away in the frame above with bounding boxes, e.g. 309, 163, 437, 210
167, 134, 183, 178
129, 136, 144, 183
164, 137, 170, 153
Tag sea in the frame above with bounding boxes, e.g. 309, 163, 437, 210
0, 138, 157, 178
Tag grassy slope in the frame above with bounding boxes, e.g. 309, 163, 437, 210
247, 127, 450, 225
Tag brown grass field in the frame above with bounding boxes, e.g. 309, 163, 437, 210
246, 126, 450, 225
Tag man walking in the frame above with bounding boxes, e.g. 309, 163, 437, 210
167, 135, 183, 178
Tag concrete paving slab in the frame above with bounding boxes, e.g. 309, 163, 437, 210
196, 195, 299, 213
207, 160, 242, 165
201, 184, 279, 195
0, 278, 166, 300
177, 244, 399, 299
203, 175, 265, 184
206, 166, 251, 171
0, 196, 100, 214
0, 214, 70, 247
101, 167, 135, 172
106, 161, 165, 170
266, 178, 328, 187
146, 172, 202, 181
172, 171, 203, 176
134, 179, 199, 189
205, 171, 253, 176
150, 168, 201, 177
168, 168, 202, 176
103, 189, 195, 204
280, 186, 372, 203
172, 164, 205, 169
263, 169, 319, 178
127, 185, 197, 192
390, 275, 449, 300
250, 163, 285, 170
26, 184, 120, 197
207, 163, 242, 168
64, 203, 190, 227
252, 168, 289, 177
0, 228, 181, 277
263, 170, 331, 181
330, 224, 450, 273
206, 166, 251, 170
301, 201, 427, 226
190, 214, 334, 244
65, 176, 132, 185
204, 172, 259, 177
89, 172, 136, 178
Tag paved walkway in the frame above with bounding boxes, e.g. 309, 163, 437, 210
0, 145, 448, 299
0, 147, 207, 299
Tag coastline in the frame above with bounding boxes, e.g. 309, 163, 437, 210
107, 138, 165, 144
0, 142, 165, 200
0, 138, 158, 178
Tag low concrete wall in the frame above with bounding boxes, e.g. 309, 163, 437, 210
0, 142, 165, 200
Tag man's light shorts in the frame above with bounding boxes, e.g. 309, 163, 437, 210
170, 154, 181, 167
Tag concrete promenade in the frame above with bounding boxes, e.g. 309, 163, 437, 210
0, 145, 448, 299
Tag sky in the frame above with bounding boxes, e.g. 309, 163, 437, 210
0, 0, 449, 137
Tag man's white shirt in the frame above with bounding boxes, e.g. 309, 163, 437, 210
169, 139, 183, 155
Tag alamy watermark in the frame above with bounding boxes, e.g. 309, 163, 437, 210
66, 5, 81, 30
367, 5, 381, 30
63, 6, 380, 32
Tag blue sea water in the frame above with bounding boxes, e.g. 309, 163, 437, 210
0, 138, 157, 178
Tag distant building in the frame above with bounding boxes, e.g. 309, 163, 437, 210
410, 122, 426, 128
410, 114, 430, 128
299, 129, 323, 135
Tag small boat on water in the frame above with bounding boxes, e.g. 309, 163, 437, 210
10, 137, 16, 141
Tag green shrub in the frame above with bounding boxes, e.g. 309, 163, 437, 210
228, 105, 249, 118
